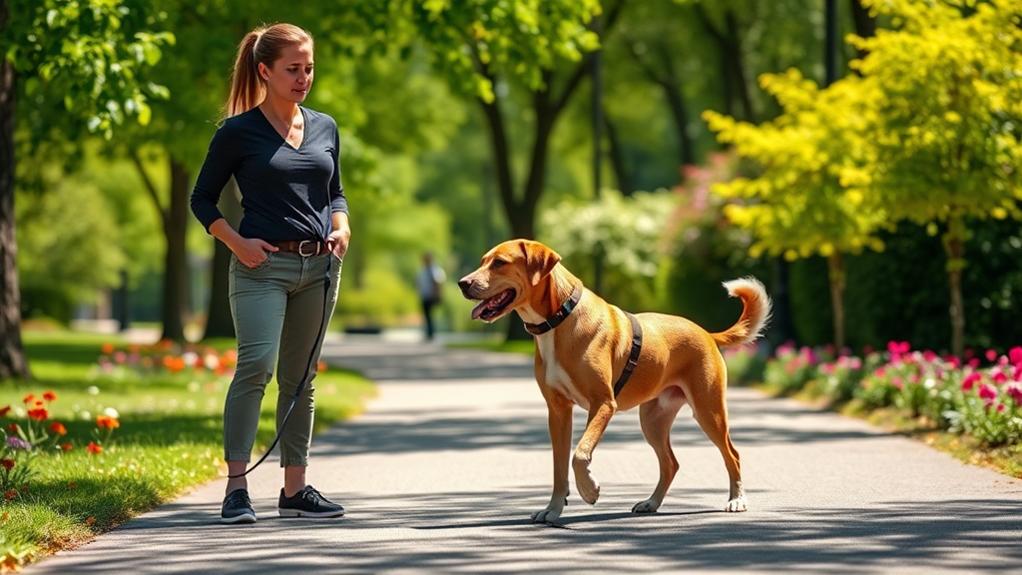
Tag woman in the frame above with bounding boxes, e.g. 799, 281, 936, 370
190, 23, 350, 524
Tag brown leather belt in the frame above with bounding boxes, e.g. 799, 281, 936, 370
273, 239, 329, 256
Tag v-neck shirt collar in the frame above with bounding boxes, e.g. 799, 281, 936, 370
255, 105, 306, 151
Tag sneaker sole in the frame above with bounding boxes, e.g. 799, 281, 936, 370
221, 512, 257, 524
278, 508, 345, 518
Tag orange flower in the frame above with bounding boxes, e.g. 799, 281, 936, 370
49, 422, 67, 436
101, 342, 115, 354
96, 416, 120, 430
61, 442, 74, 452
86, 442, 102, 455
27, 407, 48, 421
85, 516, 96, 526
0, 405, 10, 418
317, 360, 328, 373
0, 459, 14, 471
3, 489, 17, 501
33, 400, 44, 408
42, 391, 57, 402
21, 394, 34, 405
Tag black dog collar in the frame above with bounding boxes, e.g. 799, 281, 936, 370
523, 283, 584, 336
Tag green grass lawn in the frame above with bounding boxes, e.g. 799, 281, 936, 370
0, 331, 375, 567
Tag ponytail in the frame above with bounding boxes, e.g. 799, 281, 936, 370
223, 23, 313, 120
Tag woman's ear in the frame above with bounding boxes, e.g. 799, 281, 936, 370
258, 62, 270, 82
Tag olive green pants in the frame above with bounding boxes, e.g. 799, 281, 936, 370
224, 250, 342, 467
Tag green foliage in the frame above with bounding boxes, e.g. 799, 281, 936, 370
4, 0, 174, 140
540, 189, 677, 309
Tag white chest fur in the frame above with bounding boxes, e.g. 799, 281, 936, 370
537, 331, 589, 409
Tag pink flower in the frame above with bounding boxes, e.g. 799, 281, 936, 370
993, 372, 1008, 385
1015, 365, 1022, 382
892, 377, 904, 389
968, 358, 981, 369
985, 349, 998, 362
945, 356, 961, 369
962, 372, 981, 391
1006, 383, 1022, 406
923, 350, 937, 362
978, 383, 998, 403
1010, 346, 1022, 367
875, 367, 887, 378
995, 403, 1007, 413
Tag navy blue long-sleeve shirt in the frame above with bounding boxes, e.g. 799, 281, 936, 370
190, 105, 349, 242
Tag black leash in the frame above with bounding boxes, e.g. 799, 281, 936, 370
227, 250, 334, 479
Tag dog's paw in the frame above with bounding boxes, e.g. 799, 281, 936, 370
724, 495, 748, 512
572, 455, 601, 505
631, 498, 661, 514
530, 506, 564, 524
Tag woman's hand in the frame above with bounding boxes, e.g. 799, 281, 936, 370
232, 237, 278, 268
327, 219, 351, 259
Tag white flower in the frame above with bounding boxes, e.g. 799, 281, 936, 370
87, 386, 100, 395
103, 407, 119, 419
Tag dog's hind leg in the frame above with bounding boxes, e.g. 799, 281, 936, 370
689, 378, 747, 512
573, 400, 615, 505
632, 386, 686, 513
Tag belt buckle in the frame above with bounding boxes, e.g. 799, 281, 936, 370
297, 239, 319, 257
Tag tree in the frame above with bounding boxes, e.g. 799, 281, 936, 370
0, 0, 170, 378
853, 0, 1022, 355
705, 70, 887, 349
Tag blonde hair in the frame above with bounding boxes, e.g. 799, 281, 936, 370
224, 23, 313, 118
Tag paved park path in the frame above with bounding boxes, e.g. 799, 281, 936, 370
34, 337, 1022, 574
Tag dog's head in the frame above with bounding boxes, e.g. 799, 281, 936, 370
458, 240, 561, 322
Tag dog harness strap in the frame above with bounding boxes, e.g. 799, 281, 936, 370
524, 283, 584, 336
613, 312, 643, 397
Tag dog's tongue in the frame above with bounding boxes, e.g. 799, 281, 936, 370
471, 300, 489, 320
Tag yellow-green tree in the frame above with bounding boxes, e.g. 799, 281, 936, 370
704, 70, 887, 349
852, 0, 1022, 355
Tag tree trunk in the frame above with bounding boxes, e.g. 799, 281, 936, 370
724, 11, 755, 122
827, 253, 846, 351
161, 157, 191, 343
850, 0, 877, 62
203, 179, 241, 340
943, 222, 967, 357
0, 25, 30, 380
603, 110, 634, 196
663, 83, 695, 168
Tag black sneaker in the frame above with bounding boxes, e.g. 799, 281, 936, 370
221, 488, 256, 524
278, 485, 345, 518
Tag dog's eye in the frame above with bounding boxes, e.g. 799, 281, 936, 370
490, 259, 507, 269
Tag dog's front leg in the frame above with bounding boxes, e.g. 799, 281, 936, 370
532, 393, 572, 524
573, 400, 615, 505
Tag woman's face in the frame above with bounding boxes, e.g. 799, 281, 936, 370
259, 40, 314, 104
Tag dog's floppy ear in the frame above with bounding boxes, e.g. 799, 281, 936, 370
519, 240, 561, 286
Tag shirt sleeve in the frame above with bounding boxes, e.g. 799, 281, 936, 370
189, 124, 238, 234
329, 124, 349, 215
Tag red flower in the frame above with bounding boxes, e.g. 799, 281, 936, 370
49, 422, 67, 436
21, 394, 34, 405
61, 442, 73, 452
961, 372, 982, 391
27, 408, 48, 421
86, 442, 102, 455
1010, 347, 1022, 367
6, 424, 18, 434
978, 383, 998, 403
0, 459, 14, 471
0, 405, 10, 418
4, 490, 17, 501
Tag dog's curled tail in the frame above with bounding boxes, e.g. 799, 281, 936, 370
711, 277, 772, 348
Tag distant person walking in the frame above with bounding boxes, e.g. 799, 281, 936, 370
416, 252, 446, 340
190, 23, 349, 524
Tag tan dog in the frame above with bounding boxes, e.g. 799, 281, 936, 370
458, 239, 771, 523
